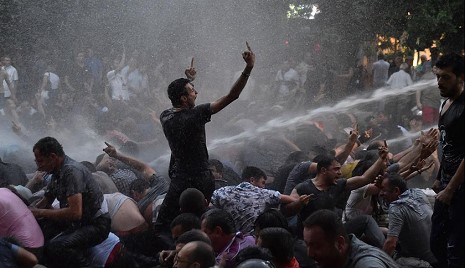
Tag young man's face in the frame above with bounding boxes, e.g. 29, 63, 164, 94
303, 226, 341, 267
379, 178, 398, 204
322, 160, 342, 184
2, 57, 11, 67
436, 66, 463, 98
33, 149, 58, 173
250, 176, 267, 188
183, 83, 197, 108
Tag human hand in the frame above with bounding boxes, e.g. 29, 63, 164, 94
159, 250, 175, 264
32, 171, 46, 183
242, 41, 255, 68
378, 145, 389, 160
103, 142, 118, 158
431, 180, 441, 194
184, 57, 196, 81
349, 123, 359, 143
299, 194, 315, 205
436, 188, 453, 205
11, 120, 22, 135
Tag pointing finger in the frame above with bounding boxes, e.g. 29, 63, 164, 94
104, 142, 111, 147
190, 57, 194, 68
246, 41, 251, 52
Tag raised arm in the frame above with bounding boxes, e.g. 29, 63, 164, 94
335, 126, 359, 164
210, 42, 255, 114
103, 142, 156, 180
345, 146, 389, 191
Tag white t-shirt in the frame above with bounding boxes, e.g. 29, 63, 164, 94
88, 232, 120, 267
275, 68, 300, 96
44, 72, 60, 90
2, 65, 18, 97
107, 70, 129, 101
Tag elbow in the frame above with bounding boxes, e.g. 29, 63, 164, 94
69, 209, 83, 221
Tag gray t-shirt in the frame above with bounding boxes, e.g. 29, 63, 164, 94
345, 234, 399, 268
387, 188, 437, 264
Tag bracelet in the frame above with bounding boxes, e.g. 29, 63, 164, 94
241, 72, 250, 78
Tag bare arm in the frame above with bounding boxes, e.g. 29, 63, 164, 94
436, 159, 464, 205
210, 42, 255, 114
335, 128, 359, 164
103, 142, 156, 180
383, 236, 398, 256
281, 189, 313, 217
345, 147, 389, 191
416, 90, 422, 109
13, 245, 38, 268
31, 193, 82, 221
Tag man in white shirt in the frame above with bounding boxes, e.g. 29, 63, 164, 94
1, 56, 18, 101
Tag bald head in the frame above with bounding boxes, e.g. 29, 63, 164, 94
176, 241, 216, 268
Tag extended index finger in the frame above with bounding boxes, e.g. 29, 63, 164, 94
190, 57, 194, 68
104, 142, 112, 147
246, 41, 252, 52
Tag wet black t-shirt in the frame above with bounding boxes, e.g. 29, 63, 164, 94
45, 156, 104, 225
160, 103, 212, 176
295, 178, 347, 237
438, 91, 465, 187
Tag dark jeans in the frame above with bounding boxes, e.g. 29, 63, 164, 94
344, 215, 385, 249
155, 171, 214, 232
40, 214, 111, 268
430, 186, 464, 268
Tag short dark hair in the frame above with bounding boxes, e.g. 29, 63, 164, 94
33, 137, 65, 157
184, 241, 216, 268
254, 209, 289, 232
201, 208, 236, 234
176, 229, 211, 245
435, 53, 464, 76
208, 159, 224, 173
129, 179, 149, 194
235, 246, 273, 266
385, 172, 408, 194
258, 227, 295, 263
167, 78, 191, 106
316, 155, 337, 173
303, 209, 348, 242
241, 166, 267, 182
378, 53, 385, 60
170, 213, 201, 233
179, 188, 206, 216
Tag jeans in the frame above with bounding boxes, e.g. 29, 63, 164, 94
41, 214, 111, 268
430, 186, 464, 268
344, 214, 386, 249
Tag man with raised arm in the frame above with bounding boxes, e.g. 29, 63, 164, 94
155, 43, 255, 232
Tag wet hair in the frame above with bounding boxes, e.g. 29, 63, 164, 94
258, 227, 295, 264
435, 53, 464, 76
208, 159, 224, 173
33, 137, 65, 157
385, 172, 408, 193
377, 53, 385, 60
254, 209, 289, 233
351, 150, 379, 176
170, 213, 201, 234
235, 247, 273, 266
167, 78, 190, 106
316, 155, 338, 173
201, 208, 236, 234
81, 161, 97, 173
179, 188, 206, 216
242, 166, 267, 182
182, 241, 216, 268
366, 140, 384, 151
303, 209, 348, 242
176, 229, 211, 245
129, 178, 149, 194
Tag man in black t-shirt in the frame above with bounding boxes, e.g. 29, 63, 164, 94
430, 53, 464, 267
289, 152, 388, 248
155, 43, 255, 231
29, 137, 110, 268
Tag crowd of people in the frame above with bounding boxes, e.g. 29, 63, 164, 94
0, 41, 463, 268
